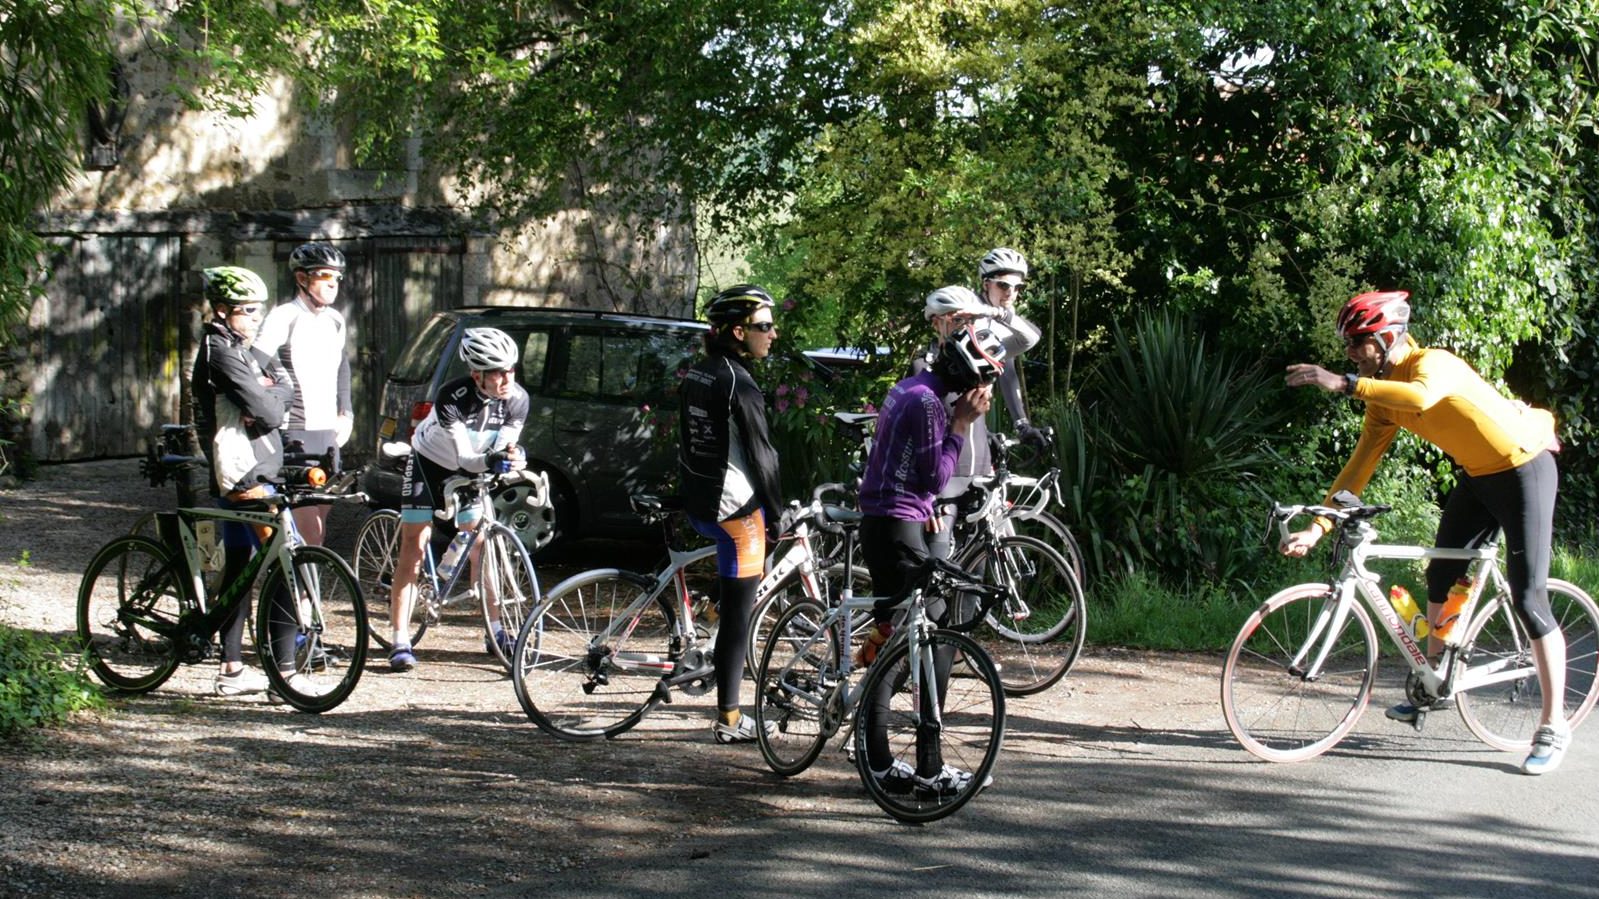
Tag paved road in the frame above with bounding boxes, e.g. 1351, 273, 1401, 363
512, 650, 1597, 899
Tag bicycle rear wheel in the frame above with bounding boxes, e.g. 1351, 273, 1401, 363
853, 629, 1004, 824
513, 569, 674, 740
351, 509, 425, 650
754, 600, 844, 777
1457, 579, 1599, 752
748, 562, 871, 680
479, 522, 541, 670
953, 534, 1085, 695
77, 535, 185, 693
257, 546, 369, 713
1221, 584, 1377, 762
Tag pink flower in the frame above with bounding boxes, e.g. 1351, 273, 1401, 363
783, 299, 797, 311
776, 397, 790, 413
864, 402, 877, 413
794, 386, 810, 407
776, 384, 790, 396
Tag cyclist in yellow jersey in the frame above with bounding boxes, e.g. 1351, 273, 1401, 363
1281, 290, 1570, 774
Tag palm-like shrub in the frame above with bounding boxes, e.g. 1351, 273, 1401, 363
1050, 311, 1288, 585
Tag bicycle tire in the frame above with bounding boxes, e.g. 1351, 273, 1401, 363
1005, 510, 1086, 589
351, 509, 426, 650
257, 545, 369, 713
479, 522, 541, 670
853, 629, 1005, 824
1221, 584, 1377, 762
512, 569, 674, 740
747, 562, 871, 681
952, 534, 1085, 695
1456, 578, 1599, 752
76, 535, 185, 693
753, 600, 844, 777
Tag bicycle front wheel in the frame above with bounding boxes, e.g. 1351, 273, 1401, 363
754, 600, 845, 777
479, 522, 541, 670
77, 535, 185, 693
1457, 579, 1599, 752
513, 569, 674, 740
748, 562, 871, 681
853, 629, 1005, 824
1221, 584, 1377, 762
351, 509, 424, 650
257, 545, 369, 713
954, 534, 1085, 696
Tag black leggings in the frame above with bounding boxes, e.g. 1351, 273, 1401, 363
712, 575, 758, 713
217, 546, 298, 668
1427, 450, 1559, 639
860, 515, 954, 777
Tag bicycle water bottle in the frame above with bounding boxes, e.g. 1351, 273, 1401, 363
436, 531, 472, 582
1434, 577, 1472, 644
1388, 584, 1429, 639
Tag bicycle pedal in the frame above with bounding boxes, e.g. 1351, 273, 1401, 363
1410, 709, 1428, 733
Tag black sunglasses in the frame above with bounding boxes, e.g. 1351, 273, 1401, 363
744, 321, 776, 333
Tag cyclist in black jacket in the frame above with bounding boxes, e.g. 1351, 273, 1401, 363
678, 284, 782, 744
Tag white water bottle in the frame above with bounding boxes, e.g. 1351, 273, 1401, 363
436, 531, 471, 581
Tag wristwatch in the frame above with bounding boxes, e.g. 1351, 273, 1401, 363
1343, 373, 1359, 396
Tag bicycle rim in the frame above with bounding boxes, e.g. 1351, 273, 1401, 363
1221, 585, 1376, 762
754, 600, 843, 777
258, 546, 369, 713
480, 523, 541, 670
77, 535, 184, 693
1457, 580, 1599, 752
512, 570, 672, 740
1006, 510, 1086, 591
749, 563, 870, 681
853, 630, 1005, 824
352, 509, 419, 650
956, 535, 1085, 696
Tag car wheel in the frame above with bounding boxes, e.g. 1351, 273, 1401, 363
492, 478, 559, 551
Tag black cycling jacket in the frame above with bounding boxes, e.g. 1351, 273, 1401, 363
677, 349, 782, 524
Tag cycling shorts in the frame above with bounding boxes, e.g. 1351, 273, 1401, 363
689, 509, 766, 580
399, 452, 482, 526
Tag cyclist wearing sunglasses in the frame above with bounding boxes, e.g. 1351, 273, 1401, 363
976, 248, 1045, 450
1282, 289, 1571, 775
255, 242, 353, 548
191, 265, 295, 697
678, 283, 783, 744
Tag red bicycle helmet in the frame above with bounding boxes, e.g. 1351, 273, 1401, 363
1336, 290, 1411, 338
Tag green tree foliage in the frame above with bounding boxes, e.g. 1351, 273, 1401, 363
0, 0, 128, 345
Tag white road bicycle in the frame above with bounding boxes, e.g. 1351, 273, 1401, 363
1222, 495, 1599, 762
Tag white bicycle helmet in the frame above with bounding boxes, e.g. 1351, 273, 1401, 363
978, 247, 1029, 280
934, 323, 1008, 390
459, 327, 520, 371
923, 285, 987, 321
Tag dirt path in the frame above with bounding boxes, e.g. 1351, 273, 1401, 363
0, 459, 1223, 898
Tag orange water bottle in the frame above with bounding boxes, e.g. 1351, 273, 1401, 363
1434, 577, 1472, 644
1388, 585, 1429, 639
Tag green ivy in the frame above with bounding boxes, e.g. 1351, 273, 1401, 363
0, 625, 105, 736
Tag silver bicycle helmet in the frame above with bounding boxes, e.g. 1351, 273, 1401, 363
978, 247, 1029, 280
459, 327, 520, 371
923, 285, 986, 321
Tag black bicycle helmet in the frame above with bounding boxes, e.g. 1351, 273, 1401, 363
705, 284, 777, 328
933, 324, 1008, 391
289, 242, 346, 272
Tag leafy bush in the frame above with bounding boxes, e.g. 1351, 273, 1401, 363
0, 625, 104, 735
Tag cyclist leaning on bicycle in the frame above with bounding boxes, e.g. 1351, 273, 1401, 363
856, 296, 1005, 797
1282, 290, 1572, 775
678, 284, 784, 745
387, 327, 530, 672
190, 265, 295, 698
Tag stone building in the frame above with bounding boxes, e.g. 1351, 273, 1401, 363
12, 30, 697, 465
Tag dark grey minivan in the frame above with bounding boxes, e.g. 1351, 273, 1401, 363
364, 307, 707, 543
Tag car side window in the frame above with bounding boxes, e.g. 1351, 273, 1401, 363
561, 330, 695, 404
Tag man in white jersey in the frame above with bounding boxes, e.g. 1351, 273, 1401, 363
254, 242, 354, 547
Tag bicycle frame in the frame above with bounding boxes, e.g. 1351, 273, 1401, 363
155, 501, 305, 648
1285, 512, 1512, 703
